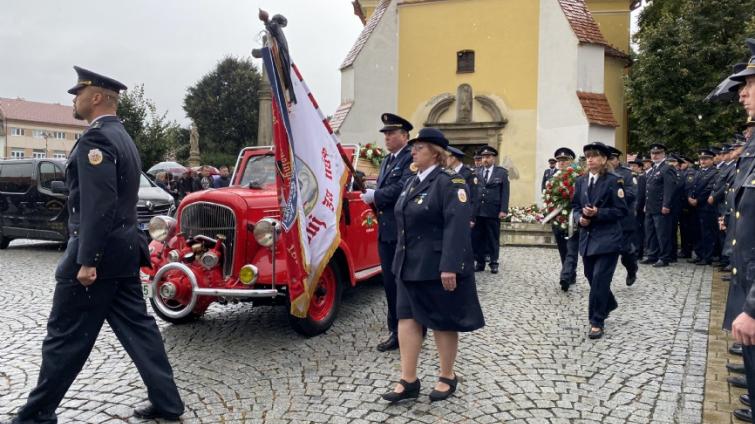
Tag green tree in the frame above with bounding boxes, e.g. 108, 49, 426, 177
183, 56, 261, 158
628, 0, 755, 155
118, 84, 183, 169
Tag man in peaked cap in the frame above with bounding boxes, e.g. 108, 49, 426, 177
360, 112, 414, 352
679, 155, 699, 259
541, 158, 557, 191
688, 149, 719, 266
629, 156, 648, 259
446, 146, 478, 220
640, 143, 678, 267
548, 147, 580, 291
10, 67, 184, 423
473, 145, 509, 274
607, 146, 638, 285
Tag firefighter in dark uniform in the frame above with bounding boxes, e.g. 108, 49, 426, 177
549, 147, 580, 291
541, 158, 557, 191
382, 128, 484, 404
629, 157, 647, 260
722, 137, 747, 276
711, 144, 737, 269
360, 113, 414, 352
474, 146, 510, 274
680, 155, 699, 258
667, 154, 686, 263
640, 143, 677, 267
446, 146, 478, 219
11, 67, 184, 423
608, 147, 638, 285
572, 142, 628, 339
687, 148, 719, 265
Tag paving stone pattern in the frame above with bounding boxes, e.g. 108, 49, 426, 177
0, 241, 711, 423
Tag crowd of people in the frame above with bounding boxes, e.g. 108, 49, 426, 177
151, 165, 232, 202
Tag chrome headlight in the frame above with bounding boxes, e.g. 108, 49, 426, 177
239, 264, 259, 285
148, 215, 177, 242
199, 251, 220, 269
167, 249, 180, 263
253, 218, 281, 248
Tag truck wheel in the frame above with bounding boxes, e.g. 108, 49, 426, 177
149, 297, 203, 324
290, 261, 344, 337
0, 236, 11, 249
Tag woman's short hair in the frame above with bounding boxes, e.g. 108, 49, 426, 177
428, 144, 448, 166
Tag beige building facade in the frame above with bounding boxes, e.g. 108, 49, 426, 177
0, 97, 87, 160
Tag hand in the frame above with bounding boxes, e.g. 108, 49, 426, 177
77, 265, 97, 286
661, 207, 670, 215
359, 188, 375, 204
732, 312, 755, 345
440, 272, 457, 291
469, 221, 475, 228
707, 196, 714, 205
688, 197, 697, 207
499, 212, 507, 219
582, 206, 597, 217
579, 217, 590, 227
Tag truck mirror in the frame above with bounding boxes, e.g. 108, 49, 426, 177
51, 180, 68, 195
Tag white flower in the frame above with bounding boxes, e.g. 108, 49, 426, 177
366, 150, 373, 158
561, 210, 568, 215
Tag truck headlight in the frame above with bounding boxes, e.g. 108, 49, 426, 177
239, 264, 258, 285
253, 218, 281, 248
148, 215, 177, 242
167, 249, 180, 263
199, 251, 220, 269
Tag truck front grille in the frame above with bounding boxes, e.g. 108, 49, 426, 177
180, 202, 236, 276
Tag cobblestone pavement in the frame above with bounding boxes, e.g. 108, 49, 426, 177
0, 240, 711, 423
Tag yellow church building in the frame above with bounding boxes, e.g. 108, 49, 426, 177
332, 0, 638, 207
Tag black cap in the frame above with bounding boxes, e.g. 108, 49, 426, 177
68, 66, 127, 95
640, 155, 653, 163
733, 134, 747, 147
682, 156, 693, 164
473, 154, 482, 160
548, 158, 557, 164
583, 141, 611, 157
608, 146, 622, 159
379, 113, 413, 133
554, 147, 576, 160
649, 143, 667, 153
407, 127, 449, 149
730, 38, 755, 82
628, 158, 642, 166
447, 146, 465, 159
721, 144, 734, 153
477, 146, 498, 156
699, 148, 716, 158
711, 146, 722, 154
667, 154, 680, 162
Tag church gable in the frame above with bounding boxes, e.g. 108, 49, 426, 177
557, 0, 608, 47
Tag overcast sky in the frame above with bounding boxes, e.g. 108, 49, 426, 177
0, 1, 642, 127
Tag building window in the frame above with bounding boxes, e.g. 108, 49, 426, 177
10, 127, 24, 136
32, 129, 46, 139
457, 50, 475, 74
53, 131, 66, 139
32, 149, 46, 159
53, 151, 66, 159
11, 149, 24, 159
75, 132, 83, 140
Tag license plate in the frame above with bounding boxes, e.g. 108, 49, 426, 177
142, 283, 153, 298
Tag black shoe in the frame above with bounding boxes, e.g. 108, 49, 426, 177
731, 344, 744, 356
381, 378, 421, 403
742, 394, 751, 407
652, 260, 669, 268
626, 273, 637, 286
728, 375, 748, 388
474, 262, 485, 272
559, 279, 569, 292
696, 260, 712, 266
640, 258, 657, 265
133, 405, 182, 421
588, 327, 604, 339
489, 264, 499, 274
688, 258, 701, 264
377, 333, 399, 352
727, 362, 746, 374
733, 408, 752, 422
429, 375, 458, 402
569, 277, 576, 285
679, 253, 692, 259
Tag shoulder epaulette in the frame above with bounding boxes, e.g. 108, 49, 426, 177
90, 121, 103, 129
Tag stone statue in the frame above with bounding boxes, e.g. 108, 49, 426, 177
188, 123, 201, 167
457, 84, 473, 123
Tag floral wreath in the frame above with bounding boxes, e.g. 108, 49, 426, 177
542, 163, 585, 229
359, 143, 386, 168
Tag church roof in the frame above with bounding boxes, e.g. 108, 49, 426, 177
340, 0, 391, 70
330, 102, 354, 133
557, 0, 609, 47
0, 97, 88, 128
577, 92, 619, 128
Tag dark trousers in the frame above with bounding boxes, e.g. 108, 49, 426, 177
583, 253, 619, 328
620, 230, 638, 277
745, 345, 755, 423
475, 216, 501, 265
378, 241, 398, 333
694, 209, 717, 262
718, 229, 729, 265
670, 209, 680, 260
680, 208, 699, 257
644, 213, 673, 262
635, 213, 645, 259
13, 277, 183, 424
552, 226, 579, 284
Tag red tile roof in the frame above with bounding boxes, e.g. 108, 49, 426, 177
340, 0, 391, 70
0, 97, 87, 128
577, 91, 619, 127
330, 102, 354, 133
557, 0, 609, 47
605, 44, 631, 64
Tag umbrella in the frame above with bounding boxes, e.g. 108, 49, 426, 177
704, 63, 746, 102
147, 161, 187, 177
191, 165, 220, 175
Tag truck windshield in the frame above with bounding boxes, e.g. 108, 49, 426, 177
239, 155, 277, 188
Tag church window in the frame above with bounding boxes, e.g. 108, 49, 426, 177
457, 50, 475, 73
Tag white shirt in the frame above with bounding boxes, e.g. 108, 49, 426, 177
389, 145, 407, 162
90, 114, 116, 125
453, 163, 463, 173
482, 166, 494, 182
417, 165, 438, 182
588, 172, 599, 185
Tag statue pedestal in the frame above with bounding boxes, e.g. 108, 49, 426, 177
188, 154, 200, 167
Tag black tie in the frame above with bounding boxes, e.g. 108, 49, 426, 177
385, 154, 394, 169
484, 169, 489, 183
588, 177, 595, 202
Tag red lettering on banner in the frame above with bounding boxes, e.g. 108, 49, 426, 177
286, 244, 298, 262
321, 148, 333, 180
321, 189, 335, 212
306, 215, 327, 242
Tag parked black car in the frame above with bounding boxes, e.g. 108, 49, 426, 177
0, 159, 174, 249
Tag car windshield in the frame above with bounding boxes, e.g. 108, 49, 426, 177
239, 155, 276, 187
140, 174, 153, 188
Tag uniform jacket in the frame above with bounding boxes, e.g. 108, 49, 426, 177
374, 146, 413, 243
671, 167, 687, 212
732, 132, 755, 316
541, 167, 556, 191
682, 168, 698, 209
475, 165, 510, 217
55, 116, 149, 281
613, 165, 637, 231
712, 161, 736, 215
392, 167, 474, 281
689, 166, 719, 212
571, 172, 628, 257
457, 165, 478, 217
645, 161, 678, 214
635, 172, 647, 216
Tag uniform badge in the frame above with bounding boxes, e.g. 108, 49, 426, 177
409, 162, 418, 173
458, 189, 468, 203
452, 178, 465, 184
632, 177, 638, 185
88, 148, 103, 166
473, 177, 478, 184
617, 188, 625, 198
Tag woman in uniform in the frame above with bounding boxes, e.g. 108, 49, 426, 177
572, 142, 628, 339
381, 127, 485, 403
